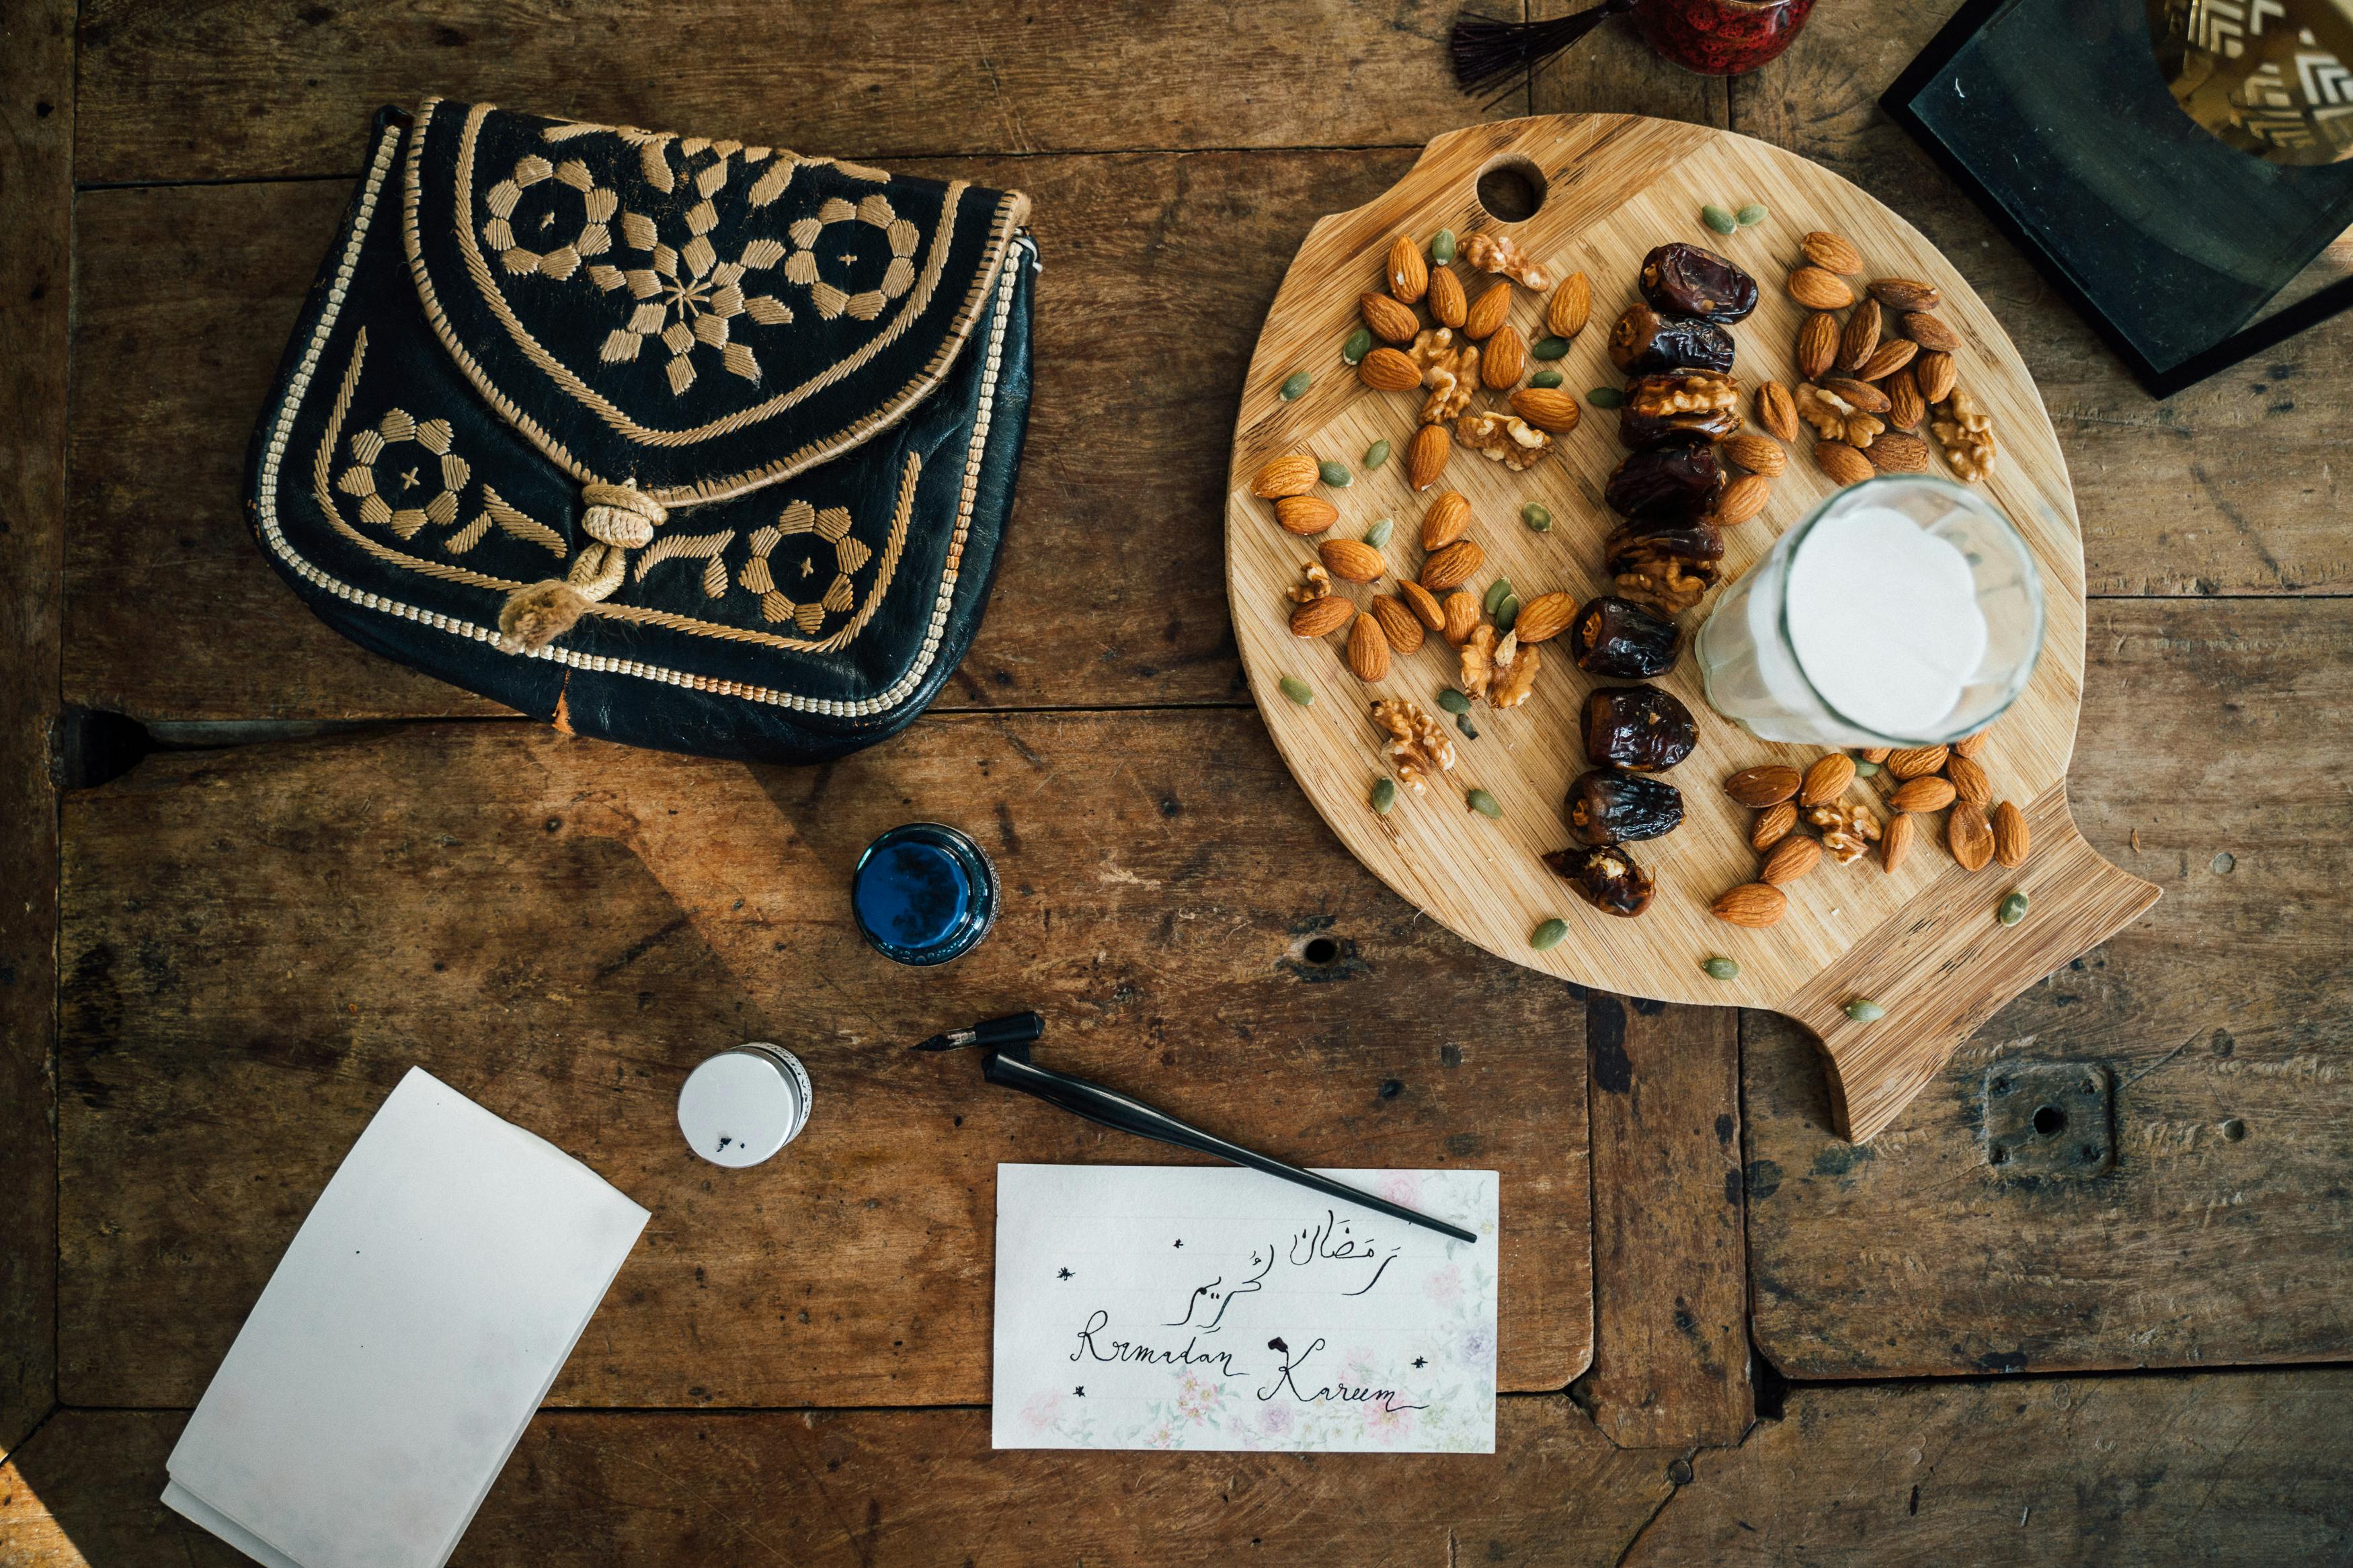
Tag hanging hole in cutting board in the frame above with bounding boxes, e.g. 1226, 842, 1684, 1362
1475, 157, 1547, 223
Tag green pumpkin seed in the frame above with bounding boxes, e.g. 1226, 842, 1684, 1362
1844, 998, 1887, 1024
1521, 503, 1552, 533
1702, 955, 1741, 981
1702, 204, 1739, 235
1853, 759, 1882, 777
1319, 459, 1352, 488
1531, 335, 1569, 360
1436, 689, 1472, 715
1362, 516, 1394, 548
1279, 675, 1314, 708
1587, 386, 1625, 409
1371, 778, 1398, 815
1529, 370, 1564, 389
1342, 329, 1373, 366
1431, 229, 1457, 265
1466, 788, 1502, 819
1455, 715, 1480, 739
1495, 595, 1521, 632
1529, 917, 1568, 952
1997, 891, 2029, 927
1279, 370, 1312, 401
1363, 438, 1392, 470
1482, 577, 1515, 616
1735, 202, 1769, 228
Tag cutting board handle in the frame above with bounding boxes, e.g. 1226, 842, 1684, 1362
1782, 786, 2161, 1143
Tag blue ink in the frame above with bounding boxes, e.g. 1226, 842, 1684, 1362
851, 823, 999, 966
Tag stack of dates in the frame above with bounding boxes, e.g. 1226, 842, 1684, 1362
1544, 244, 1760, 919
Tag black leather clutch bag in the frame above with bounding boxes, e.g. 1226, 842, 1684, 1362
247, 100, 1035, 760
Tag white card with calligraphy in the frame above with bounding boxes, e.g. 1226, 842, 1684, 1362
990, 1164, 1498, 1453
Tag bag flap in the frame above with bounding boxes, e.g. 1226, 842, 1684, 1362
403, 99, 1028, 505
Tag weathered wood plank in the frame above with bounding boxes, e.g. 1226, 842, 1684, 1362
1529, 6, 1726, 127
71, 0, 1507, 185
1748, 599, 2353, 1376
1626, 1371, 2353, 1566
0, 0, 73, 1460
57, 711, 1593, 1408
1732, 0, 2350, 596
1579, 997, 1750, 1449
0, 1402, 1679, 1568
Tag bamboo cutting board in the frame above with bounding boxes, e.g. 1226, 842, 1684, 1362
1226, 115, 2160, 1143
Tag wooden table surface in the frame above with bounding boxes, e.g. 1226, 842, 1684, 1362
5, 3, 2350, 1563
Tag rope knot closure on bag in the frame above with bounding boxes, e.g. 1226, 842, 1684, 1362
497, 480, 668, 653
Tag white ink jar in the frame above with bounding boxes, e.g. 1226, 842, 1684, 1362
676, 1043, 813, 1168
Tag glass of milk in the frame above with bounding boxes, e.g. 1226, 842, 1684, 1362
1693, 476, 2044, 747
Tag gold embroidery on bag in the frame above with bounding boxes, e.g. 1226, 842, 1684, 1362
784, 193, 920, 321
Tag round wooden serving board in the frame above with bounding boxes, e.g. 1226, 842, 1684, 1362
1226, 116, 2160, 1143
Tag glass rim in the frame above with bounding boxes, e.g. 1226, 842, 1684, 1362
1770, 474, 2048, 747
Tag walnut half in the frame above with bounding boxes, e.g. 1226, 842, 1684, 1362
1461, 231, 1552, 292
1455, 411, 1554, 471
1407, 328, 1480, 425
1371, 697, 1457, 792
1930, 388, 1996, 483
1458, 625, 1540, 709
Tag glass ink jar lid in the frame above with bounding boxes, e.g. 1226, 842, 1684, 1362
850, 822, 1000, 966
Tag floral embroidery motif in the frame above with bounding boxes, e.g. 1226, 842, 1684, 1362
337, 409, 469, 542
483, 156, 617, 281
737, 499, 875, 633
784, 194, 922, 321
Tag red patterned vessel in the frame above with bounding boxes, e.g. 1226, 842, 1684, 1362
1632, 0, 1815, 75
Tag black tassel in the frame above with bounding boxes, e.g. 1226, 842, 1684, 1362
1448, 1, 1646, 95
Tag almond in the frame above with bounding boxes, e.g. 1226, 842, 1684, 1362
1421, 490, 1472, 550
1714, 472, 1771, 528
1359, 291, 1421, 344
1407, 424, 1451, 491
1821, 376, 1891, 414
1252, 453, 1319, 499
1881, 811, 1915, 874
1891, 774, 1957, 813
1546, 271, 1592, 339
1464, 280, 1512, 341
1398, 578, 1446, 631
1866, 431, 1931, 474
1801, 751, 1857, 807
1347, 612, 1392, 682
1441, 589, 1481, 645
1420, 538, 1483, 591
1426, 267, 1467, 330
1358, 346, 1420, 391
1274, 495, 1338, 536
1946, 753, 1991, 807
1750, 801, 1798, 851
1722, 433, 1788, 477
1802, 231, 1865, 276
1840, 299, 1882, 372
1289, 595, 1353, 638
1387, 235, 1429, 304
1948, 806, 1994, 871
1712, 882, 1788, 927
1860, 747, 1891, 764
1814, 440, 1873, 486
1952, 725, 1990, 759
1886, 745, 1948, 779
1761, 834, 1822, 886
1320, 537, 1386, 583
1371, 593, 1425, 655
1869, 277, 1942, 313
1857, 338, 1917, 382
1886, 366, 1926, 430
1796, 313, 1839, 382
1788, 265, 1855, 311
1991, 800, 2029, 867
1509, 386, 1582, 434
1913, 349, 1956, 404
1480, 323, 1527, 388
1757, 380, 1800, 444
1724, 764, 1802, 808
1903, 311, 1961, 353
1513, 591, 1577, 645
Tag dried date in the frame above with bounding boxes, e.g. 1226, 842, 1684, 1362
1639, 243, 1760, 324
1618, 370, 1742, 448
1607, 304, 1736, 377
1581, 686, 1698, 772
1542, 843, 1657, 918
1604, 520, 1725, 616
1565, 768, 1685, 846
1572, 595, 1684, 679
1603, 439, 1724, 522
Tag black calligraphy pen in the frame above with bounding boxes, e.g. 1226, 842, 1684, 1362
915, 1012, 1478, 1245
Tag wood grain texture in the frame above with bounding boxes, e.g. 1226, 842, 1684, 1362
56, 712, 1592, 1408
1580, 996, 1749, 1449
0, 0, 73, 1461
1733, 0, 2352, 597
0, 1403, 1679, 1568
1226, 114, 2155, 1138
71, 0, 1503, 186
1749, 599, 2353, 1375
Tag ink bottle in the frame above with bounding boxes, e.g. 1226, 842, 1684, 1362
850, 822, 999, 966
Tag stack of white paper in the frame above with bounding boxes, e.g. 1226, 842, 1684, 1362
163, 1068, 649, 1568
